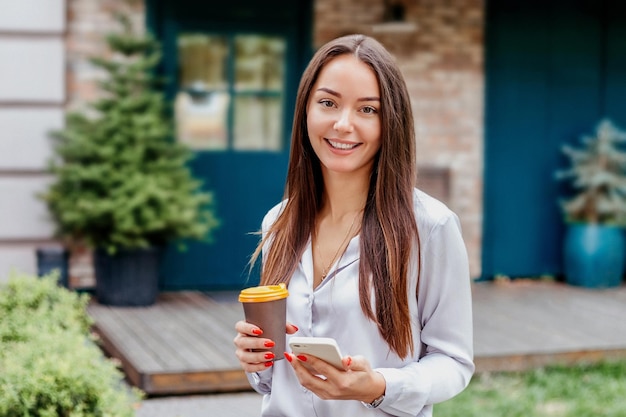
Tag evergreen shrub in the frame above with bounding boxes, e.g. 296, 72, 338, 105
556, 118, 626, 224
0, 273, 143, 416
41, 14, 219, 253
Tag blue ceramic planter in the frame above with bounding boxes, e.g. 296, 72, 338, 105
563, 224, 625, 288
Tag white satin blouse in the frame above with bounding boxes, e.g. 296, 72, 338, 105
247, 188, 474, 417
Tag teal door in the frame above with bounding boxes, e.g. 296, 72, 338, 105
483, 0, 626, 279
148, 1, 313, 290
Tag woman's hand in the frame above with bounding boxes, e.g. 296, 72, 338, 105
234, 321, 299, 372
283, 353, 386, 403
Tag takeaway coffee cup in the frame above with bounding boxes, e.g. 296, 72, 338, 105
239, 283, 289, 359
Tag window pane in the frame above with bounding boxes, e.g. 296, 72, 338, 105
175, 33, 286, 151
179, 34, 228, 89
234, 36, 286, 91
233, 35, 285, 150
233, 95, 282, 151
175, 34, 229, 150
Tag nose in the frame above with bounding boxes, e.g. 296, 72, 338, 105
333, 110, 354, 133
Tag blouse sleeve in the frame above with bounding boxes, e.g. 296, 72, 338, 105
244, 203, 285, 394
375, 212, 475, 417
247, 368, 273, 395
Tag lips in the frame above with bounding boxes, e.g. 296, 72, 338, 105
326, 139, 360, 150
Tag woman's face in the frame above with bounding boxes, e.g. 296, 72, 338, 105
306, 54, 382, 177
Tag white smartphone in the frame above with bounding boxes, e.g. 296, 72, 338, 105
288, 336, 344, 370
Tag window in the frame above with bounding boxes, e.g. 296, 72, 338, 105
175, 33, 286, 151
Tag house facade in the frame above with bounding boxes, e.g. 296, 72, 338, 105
1, 0, 621, 289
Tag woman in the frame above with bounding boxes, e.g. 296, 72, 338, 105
234, 34, 474, 417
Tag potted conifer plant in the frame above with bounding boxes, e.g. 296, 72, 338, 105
555, 118, 626, 288
41, 14, 219, 306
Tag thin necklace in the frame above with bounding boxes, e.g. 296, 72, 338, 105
315, 210, 362, 281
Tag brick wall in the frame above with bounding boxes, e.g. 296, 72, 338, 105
66, 0, 145, 111
314, 0, 485, 278
63, 0, 146, 287
65, 0, 484, 279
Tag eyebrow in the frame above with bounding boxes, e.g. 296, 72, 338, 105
316, 87, 380, 102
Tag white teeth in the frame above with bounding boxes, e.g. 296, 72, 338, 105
328, 140, 358, 150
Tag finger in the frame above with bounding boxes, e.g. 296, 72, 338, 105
343, 355, 370, 372
234, 337, 276, 372
292, 353, 318, 374
286, 323, 299, 334
294, 353, 342, 380
341, 355, 352, 370
233, 333, 276, 352
244, 362, 274, 372
286, 353, 327, 385
285, 352, 315, 375
287, 353, 345, 400
235, 320, 263, 336
237, 355, 275, 373
236, 347, 276, 369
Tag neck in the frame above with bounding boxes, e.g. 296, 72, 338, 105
320, 170, 370, 220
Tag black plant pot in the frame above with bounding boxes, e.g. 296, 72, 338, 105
36, 246, 69, 288
94, 247, 160, 306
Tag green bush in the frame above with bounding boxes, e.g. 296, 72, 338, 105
40, 13, 219, 253
0, 272, 143, 416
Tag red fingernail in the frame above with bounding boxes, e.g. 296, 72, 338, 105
346, 356, 352, 366
264, 341, 275, 348
292, 325, 299, 331
264, 353, 275, 360
296, 355, 307, 362
252, 328, 263, 335
265, 361, 274, 367
284, 353, 292, 362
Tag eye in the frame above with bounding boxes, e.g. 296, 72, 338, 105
361, 106, 378, 115
319, 99, 336, 108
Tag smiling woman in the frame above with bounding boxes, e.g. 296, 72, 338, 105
233, 33, 474, 417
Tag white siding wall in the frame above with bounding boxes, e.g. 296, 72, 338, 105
0, 0, 66, 282
0, 0, 65, 32
0, 178, 55, 239
0, 38, 65, 102
0, 108, 63, 169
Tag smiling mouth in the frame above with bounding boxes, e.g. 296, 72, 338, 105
326, 139, 360, 150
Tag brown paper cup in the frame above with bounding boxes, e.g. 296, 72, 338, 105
239, 283, 289, 359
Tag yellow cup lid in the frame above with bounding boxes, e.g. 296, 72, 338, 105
239, 283, 289, 302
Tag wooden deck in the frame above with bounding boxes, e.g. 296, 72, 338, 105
87, 280, 626, 396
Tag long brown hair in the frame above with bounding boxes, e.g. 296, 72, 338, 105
250, 34, 419, 359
